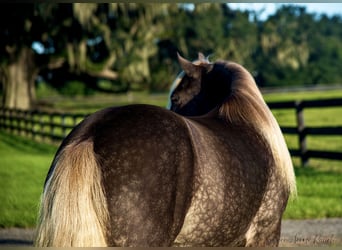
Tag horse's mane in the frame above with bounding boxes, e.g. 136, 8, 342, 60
216, 61, 296, 197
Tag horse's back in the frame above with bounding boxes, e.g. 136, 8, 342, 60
78, 104, 195, 246
175, 117, 282, 246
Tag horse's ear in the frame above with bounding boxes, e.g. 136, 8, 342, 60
198, 52, 213, 72
177, 52, 198, 78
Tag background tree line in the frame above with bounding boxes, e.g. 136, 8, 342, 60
1, 3, 341, 110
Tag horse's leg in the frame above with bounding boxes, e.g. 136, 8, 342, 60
244, 175, 289, 247
100, 156, 192, 247
245, 217, 282, 246
99, 141, 193, 246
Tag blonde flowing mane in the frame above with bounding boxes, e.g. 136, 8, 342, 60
217, 61, 296, 197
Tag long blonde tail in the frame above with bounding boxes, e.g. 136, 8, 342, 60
34, 140, 109, 247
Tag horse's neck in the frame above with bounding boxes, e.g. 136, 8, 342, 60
181, 107, 219, 120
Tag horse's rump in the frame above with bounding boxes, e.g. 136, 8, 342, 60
174, 117, 274, 246
92, 105, 196, 246
37, 104, 196, 246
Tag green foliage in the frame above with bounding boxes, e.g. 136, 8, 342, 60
58, 80, 95, 96
2, 3, 342, 99
36, 81, 59, 98
260, 6, 339, 86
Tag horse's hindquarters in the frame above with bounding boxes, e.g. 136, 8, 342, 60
91, 105, 195, 246
175, 119, 278, 246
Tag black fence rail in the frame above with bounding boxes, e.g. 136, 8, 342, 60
0, 108, 86, 143
1, 97, 342, 165
268, 98, 342, 165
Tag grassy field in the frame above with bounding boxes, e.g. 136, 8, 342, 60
0, 89, 341, 227
266, 89, 342, 219
0, 131, 57, 228
284, 162, 342, 219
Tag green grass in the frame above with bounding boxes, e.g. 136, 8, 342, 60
263, 88, 342, 102
0, 131, 57, 228
283, 160, 342, 219
0, 89, 341, 228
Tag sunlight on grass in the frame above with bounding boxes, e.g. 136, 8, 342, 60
0, 131, 56, 227
263, 89, 342, 102
283, 161, 342, 219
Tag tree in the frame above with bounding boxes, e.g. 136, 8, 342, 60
253, 5, 313, 86
222, 4, 259, 68
43, 3, 167, 93
0, 4, 41, 110
1, 3, 341, 107
107, 3, 168, 91
0, 4, 78, 109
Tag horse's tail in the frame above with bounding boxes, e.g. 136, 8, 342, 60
34, 140, 109, 247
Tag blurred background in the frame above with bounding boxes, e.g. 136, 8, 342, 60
0, 3, 341, 110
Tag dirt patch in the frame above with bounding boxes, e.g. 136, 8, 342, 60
280, 218, 342, 246
0, 227, 35, 246
1, 218, 341, 247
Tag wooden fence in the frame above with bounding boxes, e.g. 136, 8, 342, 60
0, 108, 86, 143
1, 97, 342, 165
268, 98, 342, 165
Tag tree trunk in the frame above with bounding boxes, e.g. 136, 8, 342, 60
66, 40, 87, 74
1, 47, 37, 110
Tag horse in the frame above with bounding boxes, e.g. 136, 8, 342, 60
34, 53, 296, 247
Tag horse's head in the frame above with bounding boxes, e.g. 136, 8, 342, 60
169, 53, 231, 116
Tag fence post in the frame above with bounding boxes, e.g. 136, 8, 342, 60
31, 111, 36, 141
73, 115, 78, 127
50, 114, 54, 141
295, 100, 308, 166
39, 113, 45, 141
9, 109, 14, 133
61, 114, 67, 138
29, 110, 34, 140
